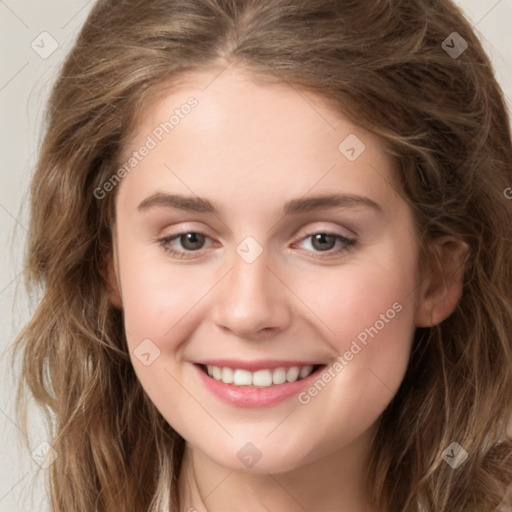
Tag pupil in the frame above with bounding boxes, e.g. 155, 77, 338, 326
313, 233, 335, 251
182, 233, 204, 250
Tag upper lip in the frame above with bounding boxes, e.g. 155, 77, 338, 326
195, 359, 325, 371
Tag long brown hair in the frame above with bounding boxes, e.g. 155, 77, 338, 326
9, 0, 512, 510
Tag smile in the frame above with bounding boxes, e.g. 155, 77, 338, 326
193, 361, 328, 408
202, 364, 319, 387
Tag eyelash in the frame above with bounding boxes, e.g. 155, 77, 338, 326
157, 230, 356, 260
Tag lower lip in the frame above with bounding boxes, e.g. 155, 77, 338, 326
193, 364, 326, 408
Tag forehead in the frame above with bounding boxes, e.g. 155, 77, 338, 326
116, 67, 399, 215
125, 66, 387, 157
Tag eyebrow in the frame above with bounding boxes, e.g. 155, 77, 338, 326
137, 192, 383, 215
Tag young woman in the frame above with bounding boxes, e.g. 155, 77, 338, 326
11, 0, 512, 510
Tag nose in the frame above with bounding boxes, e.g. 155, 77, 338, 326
210, 246, 293, 340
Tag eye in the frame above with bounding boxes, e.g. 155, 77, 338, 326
158, 231, 213, 259
294, 231, 356, 259
157, 230, 356, 260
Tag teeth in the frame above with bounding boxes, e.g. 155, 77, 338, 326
233, 369, 252, 386
253, 369, 273, 387
286, 366, 300, 382
299, 365, 313, 378
204, 364, 317, 386
222, 367, 234, 384
273, 367, 287, 384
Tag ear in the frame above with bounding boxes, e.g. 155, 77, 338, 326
415, 236, 470, 327
105, 232, 123, 309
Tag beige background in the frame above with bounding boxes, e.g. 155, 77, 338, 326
0, 1, 511, 510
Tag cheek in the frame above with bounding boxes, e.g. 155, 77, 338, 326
293, 246, 418, 386
281, 255, 417, 464
328, 266, 414, 352
115, 240, 206, 424
117, 241, 204, 342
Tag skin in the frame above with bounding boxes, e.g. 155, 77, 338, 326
106, 65, 468, 512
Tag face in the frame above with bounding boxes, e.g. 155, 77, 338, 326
108, 67, 425, 474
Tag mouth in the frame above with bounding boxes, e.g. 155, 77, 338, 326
197, 363, 325, 388
193, 361, 328, 408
